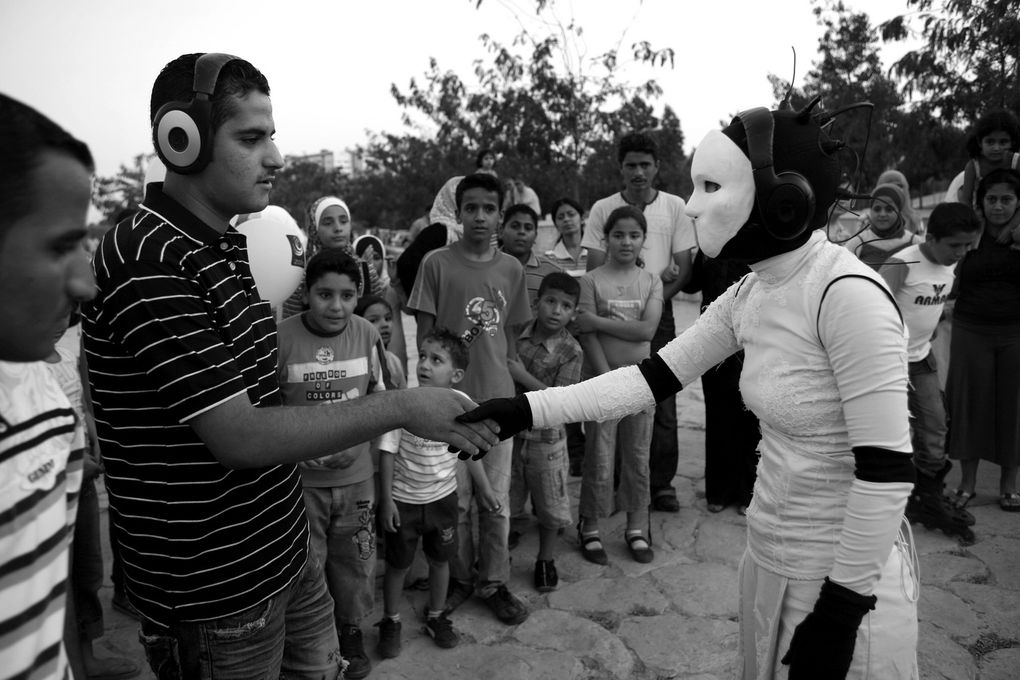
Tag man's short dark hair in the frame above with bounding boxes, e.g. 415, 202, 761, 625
0, 92, 93, 238
618, 132, 658, 164
149, 53, 270, 134
503, 203, 539, 226
422, 326, 470, 371
455, 173, 504, 210
926, 203, 982, 240
304, 247, 363, 291
537, 271, 580, 304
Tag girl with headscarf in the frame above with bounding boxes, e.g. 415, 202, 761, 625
876, 169, 922, 235
842, 182, 923, 271
281, 196, 379, 319
353, 234, 407, 376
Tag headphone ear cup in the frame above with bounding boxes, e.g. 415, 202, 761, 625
153, 96, 213, 175
762, 171, 815, 240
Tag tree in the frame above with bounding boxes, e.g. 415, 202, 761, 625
267, 161, 345, 229
358, 0, 679, 223
881, 0, 1020, 124
92, 153, 151, 225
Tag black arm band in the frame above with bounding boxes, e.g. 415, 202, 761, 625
852, 446, 916, 483
637, 353, 684, 403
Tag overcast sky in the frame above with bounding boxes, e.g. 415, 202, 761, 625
0, 0, 917, 177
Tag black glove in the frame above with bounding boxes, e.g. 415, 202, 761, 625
780, 578, 877, 680
454, 394, 533, 460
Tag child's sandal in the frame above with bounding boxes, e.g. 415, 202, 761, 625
624, 531, 654, 564
577, 521, 608, 565
999, 493, 1020, 512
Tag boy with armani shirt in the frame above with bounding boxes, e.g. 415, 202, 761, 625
881, 202, 982, 543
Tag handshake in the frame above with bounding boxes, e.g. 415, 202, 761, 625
452, 394, 534, 460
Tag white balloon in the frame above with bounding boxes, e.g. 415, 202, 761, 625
144, 156, 166, 187
944, 171, 965, 204
236, 209, 307, 310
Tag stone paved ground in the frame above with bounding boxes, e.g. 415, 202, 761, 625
93, 300, 1020, 679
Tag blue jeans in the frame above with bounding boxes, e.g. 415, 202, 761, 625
450, 438, 512, 598
580, 408, 654, 518
138, 556, 342, 679
302, 478, 377, 627
909, 351, 948, 478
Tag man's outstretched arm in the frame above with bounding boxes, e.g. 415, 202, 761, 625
191, 387, 499, 468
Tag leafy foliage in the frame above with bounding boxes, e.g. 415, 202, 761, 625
355, 0, 682, 224
92, 153, 150, 225
881, 0, 1020, 123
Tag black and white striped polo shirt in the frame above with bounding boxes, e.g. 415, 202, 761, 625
82, 184, 307, 626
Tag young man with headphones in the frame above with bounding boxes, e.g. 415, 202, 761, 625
578, 132, 697, 514
461, 103, 919, 679
82, 53, 498, 679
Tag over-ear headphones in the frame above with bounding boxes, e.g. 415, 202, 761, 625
152, 53, 238, 175
737, 107, 816, 240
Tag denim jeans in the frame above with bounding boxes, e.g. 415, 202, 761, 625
138, 556, 342, 679
580, 408, 654, 518
302, 478, 377, 628
73, 476, 105, 639
647, 303, 679, 495
450, 438, 512, 598
909, 351, 948, 478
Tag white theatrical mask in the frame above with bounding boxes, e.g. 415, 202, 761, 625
686, 130, 756, 258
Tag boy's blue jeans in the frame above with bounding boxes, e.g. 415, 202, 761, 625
138, 556, 342, 679
302, 478, 377, 628
450, 438, 512, 598
909, 351, 948, 478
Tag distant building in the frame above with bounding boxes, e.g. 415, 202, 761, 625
284, 149, 335, 172
337, 148, 367, 177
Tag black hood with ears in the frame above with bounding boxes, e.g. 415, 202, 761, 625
713, 103, 841, 264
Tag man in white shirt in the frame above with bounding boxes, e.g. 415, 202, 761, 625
580, 132, 696, 512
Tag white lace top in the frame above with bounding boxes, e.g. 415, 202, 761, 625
529, 231, 911, 581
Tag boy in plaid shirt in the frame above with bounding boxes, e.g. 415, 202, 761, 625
507, 272, 583, 591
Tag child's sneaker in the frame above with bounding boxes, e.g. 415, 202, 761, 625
482, 584, 529, 625
423, 613, 459, 648
338, 625, 370, 679
375, 617, 401, 659
534, 559, 558, 592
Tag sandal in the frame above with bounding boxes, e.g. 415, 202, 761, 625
949, 489, 975, 510
577, 521, 608, 565
1000, 492, 1020, 512
625, 530, 654, 564
707, 503, 726, 513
